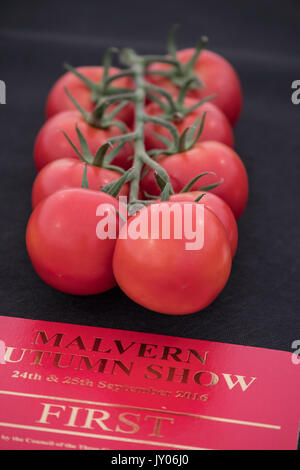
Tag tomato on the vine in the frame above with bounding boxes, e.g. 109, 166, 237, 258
144, 98, 234, 150
113, 201, 232, 315
147, 49, 243, 126
141, 141, 248, 219
33, 111, 133, 171
31, 158, 129, 208
26, 188, 120, 295
46, 66, 134, 127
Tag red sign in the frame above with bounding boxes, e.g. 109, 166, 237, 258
0, 315, 299, 450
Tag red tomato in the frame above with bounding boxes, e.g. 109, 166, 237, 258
168, 191, 238, 257
32, 158, 129, 208
113, 202, 232, 315
147, 49, 243, 126
46, 66, 134, 127
33, 111, 133, 171
144, 98, 234, 150
141, 141, 248, 219
26, 188, 120, 295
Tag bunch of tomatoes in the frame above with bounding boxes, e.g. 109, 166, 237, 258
26, 31, 248, 315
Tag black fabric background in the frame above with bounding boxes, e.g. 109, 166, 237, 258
0, 0, 299, 353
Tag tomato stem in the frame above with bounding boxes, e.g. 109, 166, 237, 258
117, 49, 176, 211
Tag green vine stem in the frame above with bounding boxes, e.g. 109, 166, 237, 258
106, 48, 177, 212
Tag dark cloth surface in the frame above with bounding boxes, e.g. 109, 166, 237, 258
0, 0, 299, 352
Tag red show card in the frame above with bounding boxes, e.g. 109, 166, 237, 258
0, 315, 299, 450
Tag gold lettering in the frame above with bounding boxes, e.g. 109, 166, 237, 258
77, 356, 108, 372
33, 331, 63, 347
161, 346, 183, 362
145, 415, 174, 438
222, 374, 256, 391
193, 370, 219, 386
115, 413, 140, 434
65, 336, 86, 350
144, 364, 163, 380
81, 409, 112, 431
30, 349, 52, 366
167, 367, 190, 383
53, 353, 75, 368
36, 403, 66, 424
138, 343, 158, 358
111, 360, 134, 376
115, 340, 136, 355
64, 406, 82, 427
91, 338, 111, 353
186, 349, 208, 365
4, 347, 27, 363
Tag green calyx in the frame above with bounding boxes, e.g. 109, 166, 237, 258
179, 172, 222, 193
63, 125, 125, 174
64, 127, 133, 197
64, 87, 129, 133
145, 76, 216, 125
145, 112, 207, 156
101, 168, 134, 197
64, 48, 132, 104
146, 25, 208, 90
145, 171, 222, 202
166, 25, 208, 89
80, 163, 133, 198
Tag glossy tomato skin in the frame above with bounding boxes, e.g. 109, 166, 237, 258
46, 66, 134, 127
168, 191, 238, 257
26, 188, 120, 295
33, 111, 133, 171
32, 158, 129, 208
113, 202, 232, 315
147, 49, 242, 126
145, 99, 234, 150
141, 141, 248, 219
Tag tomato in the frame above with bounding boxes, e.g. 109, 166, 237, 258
31, 158, 129, 208
147, 49, 243, 126
26, 188, 120, 295
113, 202, 232, 315
33, 111, 133, 171
167, 191, 238, 257
46, 66, 135, 127
141, 141, 248, 219
144, 98, 234, 150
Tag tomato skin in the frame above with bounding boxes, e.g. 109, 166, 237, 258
33, 111, 133, 171
147, 49, 242, 126
26, 188, 120, 295
145, 99, 234, 150
113, 202, 232, 315
46, 66, 134, 127
32, 158, 129, 208
168, 192, 238, 258
141, 141, 248, 219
